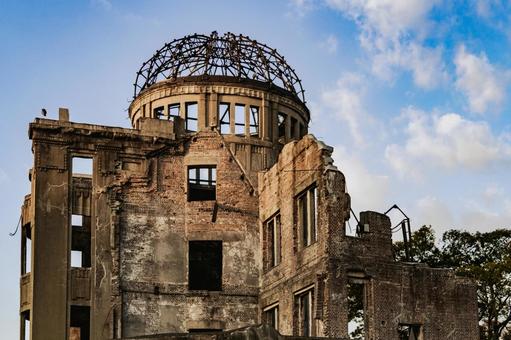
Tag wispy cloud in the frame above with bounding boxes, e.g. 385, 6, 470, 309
320, 72, 375, 147
288, 0, 317, 16
323, 0, 447, 89
333, 145, 390, 212
454, 44, 507, 114
319, 34, 339, 54
90, 0, 113, 11
385, 107, 511, 179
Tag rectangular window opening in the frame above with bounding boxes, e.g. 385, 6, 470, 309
71, 213, 91, 268
398, 324, 422, 340
22, 311, 30, 340
72, 214, 83, 228
168, 103, 180, 121
265, 213, 281, 269
297, 185, 318, 247
348, 281, 366, 340
291, 117, 297, 139
235, 104, 245, 135
188, 241, 222, 291
71, 250, 83, 268
70, 305, 90, 340
219, 103, 230, 134
295, 288, 314, 337
263, 305, 279, 331
278, 112, 287, 138
249, 106, 259, 137
187, 166, 216, 201
153, 106, 164, 119
185, 102, 198, 132
299, 123, 306, 138
25, 237, 32, 274
72, 157, 93, 176
23, 225, 32, 274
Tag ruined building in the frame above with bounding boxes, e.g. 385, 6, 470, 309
18, 32, 479, 340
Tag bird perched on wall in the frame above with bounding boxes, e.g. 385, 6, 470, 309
41, 108, 47, 116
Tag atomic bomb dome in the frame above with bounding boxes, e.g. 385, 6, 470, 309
18, 32, 479, 340
133, 31, 306, 102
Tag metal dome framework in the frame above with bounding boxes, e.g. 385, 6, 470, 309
134, 32, 306, 103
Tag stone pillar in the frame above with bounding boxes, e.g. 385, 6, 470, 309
30, 141, 70, 340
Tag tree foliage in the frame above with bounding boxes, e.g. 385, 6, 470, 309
394, 227, 511, 340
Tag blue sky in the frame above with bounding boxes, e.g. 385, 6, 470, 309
1, 0, 510, 337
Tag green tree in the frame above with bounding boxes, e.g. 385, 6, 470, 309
394, 227, 511, 340
393, 225, 441, 266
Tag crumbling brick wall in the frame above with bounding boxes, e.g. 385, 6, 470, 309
258, 134, 479, 339
118, 130, 261, 336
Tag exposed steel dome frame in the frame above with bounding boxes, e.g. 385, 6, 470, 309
134, 32, 306, 103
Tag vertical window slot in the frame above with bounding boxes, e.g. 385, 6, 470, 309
297, 185, 318, 247
185, 102, 198, 132
278, 112, 287, 139
295, 288, 314, 336
235, 104, 245, 135
263, 304, 279, 331
219, 103, 230, 134
249, 106, 259, 137
265, 213, 281, 269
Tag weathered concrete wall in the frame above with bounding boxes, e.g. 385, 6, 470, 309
23, 118, 266, 339
119, 130, 261, 336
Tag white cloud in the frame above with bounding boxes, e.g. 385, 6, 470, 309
332, 145, 390, 212
384, 144, 422, 180
454, 45, 506, 113
385, 107, 511, 178
324, 0, 446, 89
326, 0, 436, 38
321, 73, 371, 146
288, 0, 316, 16
320, 34, 339, 54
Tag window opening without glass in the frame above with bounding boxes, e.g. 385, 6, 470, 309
219, 103, 230, 134
265, 213, 281, 268
249, 106, 259, 136
278, 112, 287, 138
296, 288, 314, 337
235, 104, 245, 135
188, 240, 222, 291
263, 304, 279, 330
153, 106, 164, 119
168, 103, 180, 121
297, 185, 318, 247
188, 166, 216, 201
185, 102, 198, 132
